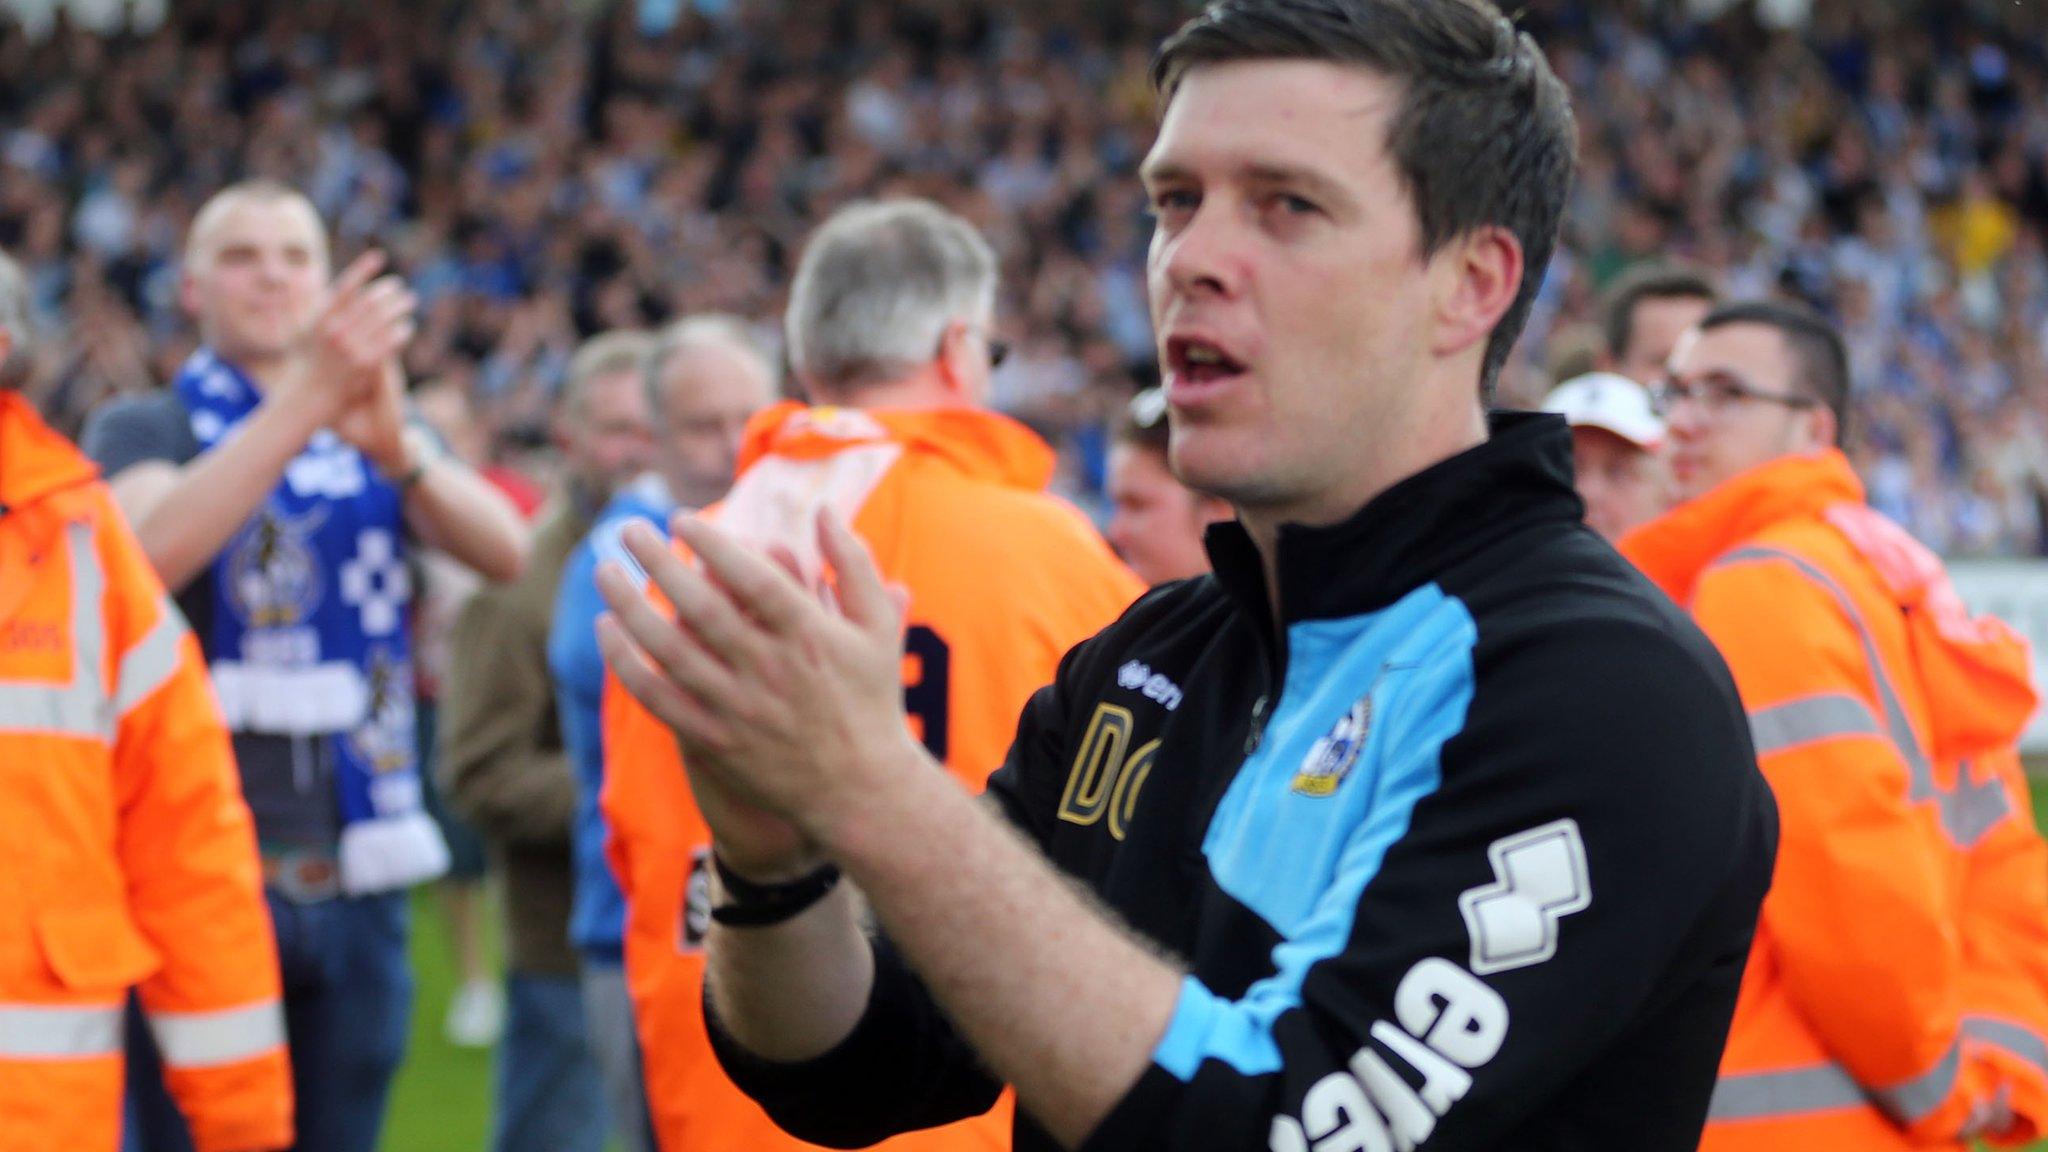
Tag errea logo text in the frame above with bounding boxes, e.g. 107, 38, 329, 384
1116, 659, 1184, 711
1269, 820, 1592, 1151
1268, 958, 1507, 1152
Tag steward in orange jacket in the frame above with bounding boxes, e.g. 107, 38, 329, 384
0, 390, 292, 1152
1625, 441, 2048, 1151
601, 401, 1143, 1152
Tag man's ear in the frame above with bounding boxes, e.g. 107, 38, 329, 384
550, 406, 577, 454
178, 269, 201, 323
1429, 225, 1524, 363
1801, 401, 1839, 452
934, 320, 973, 395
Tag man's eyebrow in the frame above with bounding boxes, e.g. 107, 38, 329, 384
1240, 162, 1353, 205
1139, 159, 1352, 203
1138, 159, 1194, 187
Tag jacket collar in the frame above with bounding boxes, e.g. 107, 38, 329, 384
1620, 449, 1863, 605
1204, 411, 1586, 625
0, 391, 97, 512
737, 402, 1056, 492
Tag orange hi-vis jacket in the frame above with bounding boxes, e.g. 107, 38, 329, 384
0, 393, 291, 1152
601, 403, 1144, 1152
1621, 449, 2048, 1151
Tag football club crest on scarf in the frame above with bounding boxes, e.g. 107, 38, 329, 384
1292, 693, 1372, 797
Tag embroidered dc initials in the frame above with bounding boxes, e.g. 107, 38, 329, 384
1457, 819, 1592, 976
1057, 702, 1158, 842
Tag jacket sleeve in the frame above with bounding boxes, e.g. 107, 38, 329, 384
103, 510, 293, 1152
439, 585, 577, 845
1955, 748, 2048, 1147
1077, 617, 1773, 1152
1690, 558, 2007, 1142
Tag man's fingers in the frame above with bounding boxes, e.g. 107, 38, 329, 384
326, 278, 417, 367
361, 277, 418, 323
596, 556, 739, 705
318, 251, 386, 320
674, 515, 814, 634
818, 507, 895, 632
763, 541, 809, 585
619, 523, 760, 671
348, 278, 417, 340
595, 612, 733, 749
330, 251, 386, 299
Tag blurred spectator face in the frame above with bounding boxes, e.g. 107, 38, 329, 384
1617, 295, 1712, 385
180, 191, 330, 367
1106, 441, 1230, 586
1571, 427, 1667, 540
652, 341, 776, 509
1543, 372, 1670, 539
1659, 323, 1832, 502
559, 369, 654, 503
1143, 61, 1449, 515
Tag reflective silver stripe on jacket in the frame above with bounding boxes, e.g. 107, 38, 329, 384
0, 521, 108, 739
1871, 1041, 1961, 1126
1713, 546, 2010, 847
148, 1000, 287, 1068
0, 1001, 123, 1059
0, 521, 194, 739
112, 602, 187, 719
1748, 693, 1882, 756
1708, 1041, 1961, 1126
1707, 1062, 1864, 1121
1965, 1015, 2048, 1081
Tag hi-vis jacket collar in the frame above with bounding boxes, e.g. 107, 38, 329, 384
1203, 410, 1585, 626
1622, 449, 1862, 606
1623, 446, 2037, 765
0, 391, 98, 511
737, 402, 1057, 492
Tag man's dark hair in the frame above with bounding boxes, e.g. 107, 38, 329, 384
1600, 262, 1719, 363
1696, 300, 1851, 443
1152, 0, 1578, 402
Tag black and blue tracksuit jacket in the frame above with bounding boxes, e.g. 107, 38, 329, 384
714, 412, 1779, 1151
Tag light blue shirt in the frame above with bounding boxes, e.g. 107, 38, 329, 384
548, 476, 674, 962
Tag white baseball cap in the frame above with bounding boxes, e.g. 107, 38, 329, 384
1541, 372, 1666, 450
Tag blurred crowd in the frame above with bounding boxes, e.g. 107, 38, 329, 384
4, 0, 2048, 555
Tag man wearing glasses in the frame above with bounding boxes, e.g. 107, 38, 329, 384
1624, 300, 2048, 1150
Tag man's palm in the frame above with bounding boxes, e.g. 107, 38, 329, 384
333, 361, 408, 472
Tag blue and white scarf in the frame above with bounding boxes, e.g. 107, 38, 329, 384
175, 349, 448, 895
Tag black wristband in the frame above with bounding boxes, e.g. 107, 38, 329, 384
709, 853, 842, 928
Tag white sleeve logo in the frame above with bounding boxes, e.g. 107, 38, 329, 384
1457, 819, 1591, 976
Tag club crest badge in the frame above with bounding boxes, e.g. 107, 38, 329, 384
228, 505, 328, 628
1291, 693, 1372, 797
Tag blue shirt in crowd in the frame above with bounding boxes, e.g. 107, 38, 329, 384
549, 476, 675, 965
